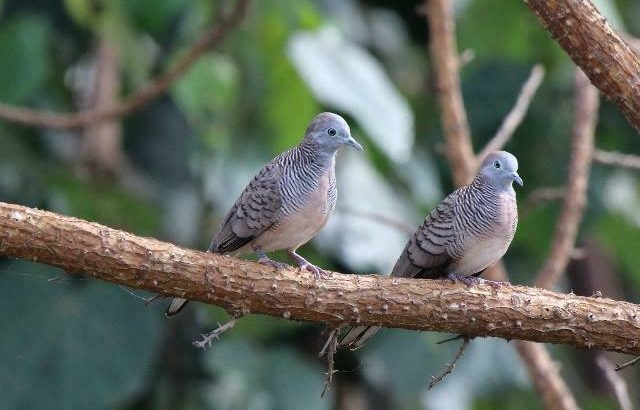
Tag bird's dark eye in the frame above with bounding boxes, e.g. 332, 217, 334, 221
493, 161, 501, 169
327, 128, 337, 136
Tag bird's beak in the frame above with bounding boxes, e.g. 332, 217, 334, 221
346, 136, 363, 151
512, 172, 523, 187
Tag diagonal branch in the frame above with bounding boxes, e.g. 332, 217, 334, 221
427, 0, 475, 186
477, 64, 546, 162
535, 68, 598, 289
593, 149, 640, 171
514, 341, 581, 410
0, 0, 251, 130
1, 201, 640, 356
524, 0, 640, 134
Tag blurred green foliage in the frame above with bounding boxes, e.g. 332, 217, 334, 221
1, 1, 639, 409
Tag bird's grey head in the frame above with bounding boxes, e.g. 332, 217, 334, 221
479, 151, 523, 189
303, 112, 363, 153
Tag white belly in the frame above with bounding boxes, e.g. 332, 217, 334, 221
451, 192, 517, 276
450, 236, 510, 276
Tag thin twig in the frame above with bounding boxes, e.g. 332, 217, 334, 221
0, 0, 251, 129
477, 64, 545, 162
118, 285, 163, 305
320, 328, 339, 398
427, 337, 470, 390
615, 356, 640, 372
593, 149, 640, 171
436, 334, 466, 345
193, 318, 237, 349
522, 186, 565, 215
535, 68, 599, 289
339, 206, 414, 234
597, 354, 633, 410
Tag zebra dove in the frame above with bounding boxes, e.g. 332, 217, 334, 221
339, 151, 522, 349
166, 112, 363, 317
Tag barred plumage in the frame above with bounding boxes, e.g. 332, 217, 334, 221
339, 151, 522, 350
166, 112, 362, 317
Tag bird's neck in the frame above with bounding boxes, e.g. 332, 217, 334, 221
297, 140, 338, 169
472, 175, 514, 196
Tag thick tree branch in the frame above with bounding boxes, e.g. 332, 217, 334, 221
524, 0, 640, 134
0, 0, 250, 130
427, 0, 475, 186
3, 207, 640, 356
535, 68, 598, 289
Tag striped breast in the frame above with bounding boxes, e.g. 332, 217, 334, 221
448, 181, 517, 276
250, 151, 336, 252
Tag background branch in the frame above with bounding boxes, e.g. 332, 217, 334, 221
0, 0, 250, 129
477, 64, 545, 162
514, 342, 581, 410
535, 68, 598, 289
524, 0, 640, 133
593, 149, 640, 171
427, 0, 475, 186
1, 201, 640, 356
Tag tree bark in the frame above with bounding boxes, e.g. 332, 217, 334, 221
427, 0, 476, 185
524, 0, 640, 133
1, 201, 640, 356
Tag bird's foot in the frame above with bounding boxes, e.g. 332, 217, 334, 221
257, 255, 289, 271
301, 262, 330, 280
447, 273, 509, 288
484, 279, 510, 289
447, 273, 482, 287
288, 251, 330, 279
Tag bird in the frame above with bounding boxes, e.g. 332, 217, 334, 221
339, 151, 522, 349
166, 112, 363, 317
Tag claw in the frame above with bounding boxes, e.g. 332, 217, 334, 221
299, 262, 330, 279
258, 256, 289, 270
447, 273, 509, 288
287, 250, 330, 279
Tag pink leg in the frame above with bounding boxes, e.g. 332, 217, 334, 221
287, 249, 330, 279
447, 273, 509, 289
253, 247, 289, 270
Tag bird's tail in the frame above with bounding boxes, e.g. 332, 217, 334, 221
338, 326, 381, 350
165, 298, 189, 317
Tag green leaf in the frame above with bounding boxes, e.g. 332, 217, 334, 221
122, 0, 185, 37
206, 340, 330, 410
457, 1, 566, 67
0, 261, 163, 410
63, 0, 98, 28
171, 53, 240, 150
256, 1, 320, 153
0, 15, 51, 104
46, 170, 160, 235
595, 213, 640, 285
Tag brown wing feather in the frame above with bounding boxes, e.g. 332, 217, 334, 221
391, 194, 457, 279
209, 162, 282, 254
